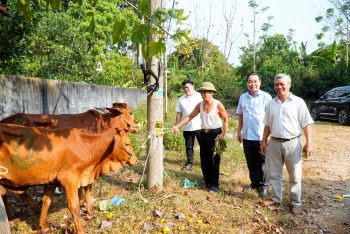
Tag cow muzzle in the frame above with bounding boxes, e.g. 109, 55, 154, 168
127, 155, 138, 166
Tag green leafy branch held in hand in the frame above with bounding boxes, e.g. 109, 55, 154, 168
213, 140, 227, 156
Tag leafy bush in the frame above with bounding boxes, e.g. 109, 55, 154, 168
163, 130, 185, 151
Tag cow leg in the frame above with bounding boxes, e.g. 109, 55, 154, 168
78, 187, 84, 206
84, 184, 93, 215
64, 185, 85, 234
39, 186, 55, 232
19, 192, 40, 212
78, 185, 94, 216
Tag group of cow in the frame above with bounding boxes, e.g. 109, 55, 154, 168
0, 103, 139, 233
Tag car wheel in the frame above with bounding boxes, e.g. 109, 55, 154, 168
337, 109, 349, 125
310, 107, 320, 121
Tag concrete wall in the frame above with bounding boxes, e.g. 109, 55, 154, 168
0, 75, 146, 119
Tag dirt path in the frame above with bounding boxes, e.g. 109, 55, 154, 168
300, 121, 350, 233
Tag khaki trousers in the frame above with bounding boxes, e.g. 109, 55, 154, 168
267, 137, 302, 206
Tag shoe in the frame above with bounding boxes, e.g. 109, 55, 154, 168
209, 186, 219, 192
182, 164, 192, 170
259, 188, 268, 197
198, 182, 209, 189
243, 184, 259, 192
291, 205, 302, 215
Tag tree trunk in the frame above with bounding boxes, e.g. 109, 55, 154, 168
0, 196, 10, 234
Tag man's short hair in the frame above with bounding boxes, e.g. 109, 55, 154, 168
182, 78, 194, 86
246, 73, 262, 82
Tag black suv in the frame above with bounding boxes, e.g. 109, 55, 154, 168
310, 86, 350, 125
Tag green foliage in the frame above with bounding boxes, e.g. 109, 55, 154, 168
0, 0, 143, 87
113, 1, 191, 60
213, 140, 227, 156
163, 132, 185, 151
228, 118, 238, 132
168, 38, 241, 106
171, 28, 192, 46
5, 0, 190, 68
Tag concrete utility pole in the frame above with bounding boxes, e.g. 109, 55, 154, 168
0, 196, 10, 233
146, 0, 163, 189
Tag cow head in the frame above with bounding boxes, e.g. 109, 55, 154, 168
102, 130, 138, 174
112, 103, 133, 115
106, 104, 139, 134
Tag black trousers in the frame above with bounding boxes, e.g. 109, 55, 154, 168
183, 130, 201, 165
243, 139, 269, 189
199, 129, 222, 187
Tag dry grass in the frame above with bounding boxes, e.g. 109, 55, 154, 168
6, 104, 350, 234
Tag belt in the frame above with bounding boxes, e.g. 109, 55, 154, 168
201, 128, 222, 133
271, 135, 301, 142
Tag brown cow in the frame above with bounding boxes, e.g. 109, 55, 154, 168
0, 103, 138, 133
0, 103, 139, 216
0, 103, 138, 232
0, 121, 137, 234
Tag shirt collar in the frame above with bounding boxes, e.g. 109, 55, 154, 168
248, 89, 261, 97
273, 92, 294, 102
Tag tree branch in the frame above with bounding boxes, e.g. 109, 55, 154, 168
124, 0, 172, 37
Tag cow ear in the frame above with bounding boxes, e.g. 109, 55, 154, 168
106, 107, 123, 115
112, 103, 133, 115
112, 103, 127, 108
113, 134, 121, 152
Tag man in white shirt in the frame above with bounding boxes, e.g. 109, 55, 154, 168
260, 73, 313, 215
174, 78, 202, 170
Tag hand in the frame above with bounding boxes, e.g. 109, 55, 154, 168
236, 132, 242, 143
302, 144, 312, 157
260, 141, 268, 155
215, 133, 224, 141
171, 126, 179, 136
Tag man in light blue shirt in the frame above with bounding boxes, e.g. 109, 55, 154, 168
236, 73, 272, 197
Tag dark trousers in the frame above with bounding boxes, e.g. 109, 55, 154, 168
183, 130, 201, 165
243, 139, 269, 189
199, 129, 221, 187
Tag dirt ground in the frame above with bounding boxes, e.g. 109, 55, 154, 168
298, 120, 350, 233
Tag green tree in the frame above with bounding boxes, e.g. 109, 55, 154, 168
0, 0, 143, 86
247, 0, 272, 72
237, 34, 320, 99
169, 38, 238, 106
315, 0, 350, 67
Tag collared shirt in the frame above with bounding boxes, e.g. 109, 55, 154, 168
263, 93, 314, 138
236, 90, 272, 140
175, 91, 202, 131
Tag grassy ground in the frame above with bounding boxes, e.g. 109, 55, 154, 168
7, 98, 350, 233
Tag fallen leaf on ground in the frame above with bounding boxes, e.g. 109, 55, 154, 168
153, 210, 164, 218
268, 205, 279, 211
100, 220, 112, 229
